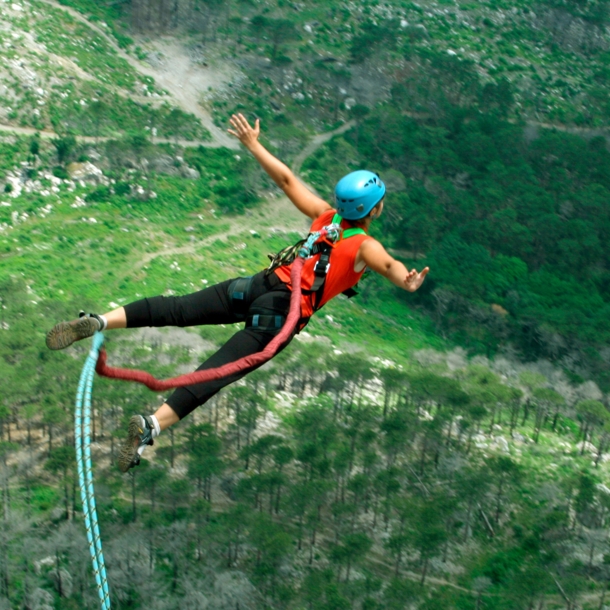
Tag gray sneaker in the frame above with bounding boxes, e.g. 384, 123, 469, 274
118, 415, 155, 473
46, 312, 103, 350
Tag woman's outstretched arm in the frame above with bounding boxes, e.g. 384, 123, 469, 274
358, 238, 429, 292
228, 113, 331, 220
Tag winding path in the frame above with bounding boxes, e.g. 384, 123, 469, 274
34, 0, 237, 148
132, 192, 309, 271
0, 123, 212, 148
18, 0, 363, 158
291, 120, 355, 174
11, 0, 610, 160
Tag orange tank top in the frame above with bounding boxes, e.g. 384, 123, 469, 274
274, 209, 371, 319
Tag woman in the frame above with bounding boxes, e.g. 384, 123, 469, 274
46, 114, 429, 472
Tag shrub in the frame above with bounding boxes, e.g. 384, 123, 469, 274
52, 166, 69, 180
114, 182, 130, 196
85, 186, 112, 202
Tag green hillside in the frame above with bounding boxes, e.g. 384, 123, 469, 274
2, 0, 610, 608
39, 0, 610, 383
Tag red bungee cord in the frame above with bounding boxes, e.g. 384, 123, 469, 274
95, 258, 304, 391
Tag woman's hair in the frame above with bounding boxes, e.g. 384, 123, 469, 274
344, 199, 383, 227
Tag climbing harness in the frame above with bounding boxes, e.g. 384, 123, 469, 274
93, 217, 361, 391
75, 332, 111, 610
266, 213, 364, 275
247, 313, 285, 331
268, 213, 367, 311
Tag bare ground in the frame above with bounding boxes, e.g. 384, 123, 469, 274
34, 0, 239, 148
133, 194, 309, 271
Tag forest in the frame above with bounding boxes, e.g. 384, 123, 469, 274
306, 108, 610, 382
5, 263, 610, 609
1, 0, 610, 607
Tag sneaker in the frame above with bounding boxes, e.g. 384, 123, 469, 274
46, 312, 104, 350
118, 415, 155, 473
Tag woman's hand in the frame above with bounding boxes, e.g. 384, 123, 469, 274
228, 113, 260, 150
404, 267, 429, 292
358, 239, 431, 291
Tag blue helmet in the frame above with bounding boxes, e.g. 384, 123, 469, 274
335, 170, 386, 220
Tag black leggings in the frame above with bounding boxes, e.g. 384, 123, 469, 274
123, 271, 297, 419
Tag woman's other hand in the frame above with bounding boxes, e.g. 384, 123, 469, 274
404, 267, 429, 292
228, 113, 260, 150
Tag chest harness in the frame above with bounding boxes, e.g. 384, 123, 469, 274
229, 214, 367, 331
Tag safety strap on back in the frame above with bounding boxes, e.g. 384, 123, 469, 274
308, 214, 367, 310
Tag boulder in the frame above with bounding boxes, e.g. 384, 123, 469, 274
67, 161, 105, 185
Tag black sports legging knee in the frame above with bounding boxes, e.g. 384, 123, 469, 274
123, 270, 298, 420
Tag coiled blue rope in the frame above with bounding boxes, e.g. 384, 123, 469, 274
75, 332, 111, 610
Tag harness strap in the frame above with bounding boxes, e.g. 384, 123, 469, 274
311, 246, 332, 293
246, 314, 286, 331
228, 276, 254, 318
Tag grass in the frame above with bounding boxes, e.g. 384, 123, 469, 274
0, 135, 440, 373
0, 1, 208, 141
30, 3, 142, 92
15, 0, 608, 137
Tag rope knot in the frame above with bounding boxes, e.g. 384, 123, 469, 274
298, 222, 342, 259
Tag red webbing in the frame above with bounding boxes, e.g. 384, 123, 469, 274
95, 258, 305, 391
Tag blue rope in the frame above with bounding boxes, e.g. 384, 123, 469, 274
75, 332, 111, 610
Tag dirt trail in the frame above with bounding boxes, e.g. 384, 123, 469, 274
26, 1, 610, 157
36, 0, 238, 148
141, 38, 239, 149
134, 194, 308, 270
292, 120, 355, 174
18, 3, 368, 163
0, 123, 211, 147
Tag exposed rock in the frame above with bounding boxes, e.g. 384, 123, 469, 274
211, 571, 258, 610
576, 380, 603, 401
50, 567, 73, 598
67, 161, 107, 185
492, 436, 510, 453
382, 169, 407, 192
4, 172, 23, 198
180, 165, 200, 179
577, 440, 597, 455
149, 154, 200, 179
491, 303, 509, 316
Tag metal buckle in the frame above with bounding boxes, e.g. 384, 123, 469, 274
314, 260, 330, 276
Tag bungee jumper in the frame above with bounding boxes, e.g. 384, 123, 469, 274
46, 113, 429, 473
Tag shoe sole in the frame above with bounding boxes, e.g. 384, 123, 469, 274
118, 416, 144, 473
46, 317, 98, 350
